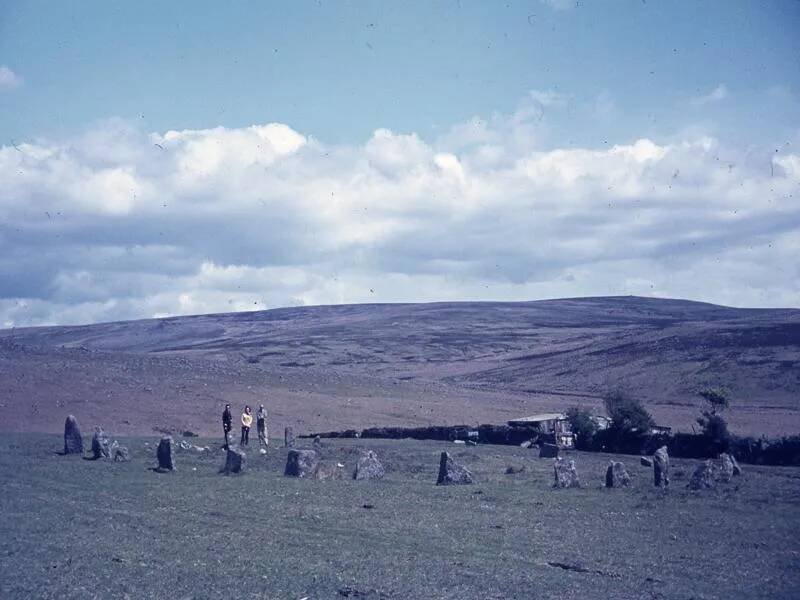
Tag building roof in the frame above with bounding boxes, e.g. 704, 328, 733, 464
508, 413, 566, 425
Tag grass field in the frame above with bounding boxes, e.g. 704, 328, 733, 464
1, 434, 799, 599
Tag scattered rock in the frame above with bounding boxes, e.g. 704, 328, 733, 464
653, 446, 669, 488
91, 427, 111, 460
436, 451, 474, 485
63, 415, 84, 455
640, 456, 653, 467
284, 449, 318, 477
113, 445, 130, 462
285, 427, 295, 448
553, 458, 581, 488
605, 461, 631, 488
453, 439, 466, 445
539, 443, 559, 459
182, 430, 198, 438
313, 461, 343, 480
688, 460, 716, 490
220, 447, 246, 475
520, 440, 533, 449
353, 450, 385, 480
259, 448, 267, 456
177, 440, 193, 451
505, 465, 526, 475
155, 436, 175, 472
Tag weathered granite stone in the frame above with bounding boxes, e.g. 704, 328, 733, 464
284, 449, 318, 477
653, 446, 669, 488
605, 460, 631, 488
353, 450, 385, 480
688, 460, 716, 490
91, 427, 111, 460
63, 415, 84, 455
156, 436, 175, 472
553, 458, 581, 488
436, 451, 474, 485
113, 444, 130, 462
220, 447, 246, 475
313, 435, 323, 453
718, 453, 735, 483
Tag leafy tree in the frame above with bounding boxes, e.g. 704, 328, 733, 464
565, 406, 598, 449
602, 387, 654, 435
697, 387, 731, 451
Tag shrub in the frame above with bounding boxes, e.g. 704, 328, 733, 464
565, 406, 597, 450
697, 387, 731, 452
602, 388, 654, 435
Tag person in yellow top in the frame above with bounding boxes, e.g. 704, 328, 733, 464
240, 405, 253, 447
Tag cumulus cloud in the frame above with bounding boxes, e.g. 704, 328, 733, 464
0, 94, 798, 326
691, 84, 729, 106
0, 65, 23, 89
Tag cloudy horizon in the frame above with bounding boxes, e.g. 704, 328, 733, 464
1, 1, 799, 327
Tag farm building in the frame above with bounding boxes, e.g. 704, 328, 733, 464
507, 413, 575, 447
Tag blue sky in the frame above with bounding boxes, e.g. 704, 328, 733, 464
0, 1, 799, 325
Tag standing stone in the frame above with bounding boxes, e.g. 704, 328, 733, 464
313, 435, 323, 453
688, 460, 716, 490
284, 427, 295, 448
113, 444, 130, 462
539, 443, 560, 459
436, 451, 474, 485
221, 447, 246, 475
731, 454, 742, 477
653, 445, 670, 488
605, 461, 631, 488
553, 458, 581, 488
63, 415, 84, 455
91, 427, 111, 459
156, 436, 175, 472
353, 450, 385, 480
718, 453, 735, 483
640, 456, 653, 467
284, 449, 318, 477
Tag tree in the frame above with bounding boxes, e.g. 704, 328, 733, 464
565, 406, 598, 450
697, 387, 731, 451
602, 387, 654, 436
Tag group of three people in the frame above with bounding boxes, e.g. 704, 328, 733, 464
222, 403, 268, 448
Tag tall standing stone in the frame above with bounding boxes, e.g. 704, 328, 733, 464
605, 460, 631, 488
284, 449, 318, 477
353, 450, 385, 480
436, 451, 474, 485
312, 435, 323, 453
653, 445, 670, 488
63, 415, 84, 455
718, 453, 737, 482
285, 427, 295, 448
91, 427, 111, 459
221, 447, 246, 475
553, 458, 581, 488
156, 436, 175, 472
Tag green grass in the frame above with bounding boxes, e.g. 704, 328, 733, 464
1, 435, 799, 599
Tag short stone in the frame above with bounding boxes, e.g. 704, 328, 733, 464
605, 461, 631, 488
688, 460, 716, 490
91, 427, 111, 460
640, 456, 653, 467
285, 427, 295, 448
63, 415, 84, 455
718, 453, 735, 483
284, 449, 318, 477
553, 458, 581, 488
113, 446, 130, 462
353, 450, 385, 480
220, 447, 246, 475
436, 451, 474, 485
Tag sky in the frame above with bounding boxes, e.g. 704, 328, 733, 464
0, 0, 799, 326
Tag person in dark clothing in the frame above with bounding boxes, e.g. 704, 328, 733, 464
222, 404, 232, 448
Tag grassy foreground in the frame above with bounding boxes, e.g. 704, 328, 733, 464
1, 434, 799, 600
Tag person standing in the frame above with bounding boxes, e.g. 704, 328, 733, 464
222, 404, 233, 448
256, 403, 268, 447
240, 405, 253, 447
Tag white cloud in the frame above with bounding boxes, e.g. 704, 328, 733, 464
540, 0, 575, 10
0, 65, 23, 89
0, 94, 798, 326
691, 84, 729, 106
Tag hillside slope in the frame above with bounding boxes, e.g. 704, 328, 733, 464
1, 296, 798, 436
